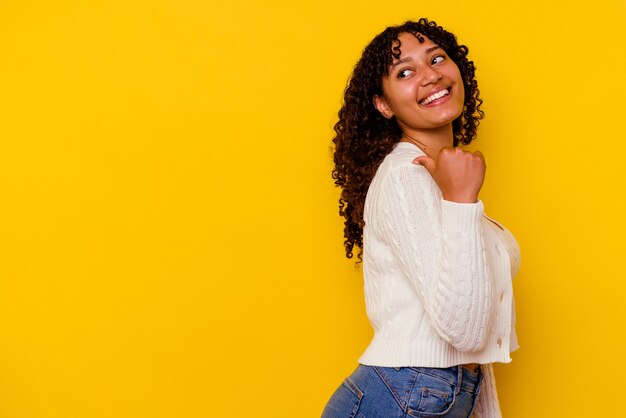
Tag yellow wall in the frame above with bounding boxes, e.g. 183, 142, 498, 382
1, 1, 625, 417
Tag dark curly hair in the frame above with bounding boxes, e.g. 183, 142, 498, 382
331, 18, 485, 263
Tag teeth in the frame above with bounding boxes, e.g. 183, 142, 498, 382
420, 89, 449, 105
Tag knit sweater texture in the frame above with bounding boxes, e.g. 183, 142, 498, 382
358, 141, 520, 418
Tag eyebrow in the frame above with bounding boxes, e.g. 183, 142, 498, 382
390, 46, 441, 69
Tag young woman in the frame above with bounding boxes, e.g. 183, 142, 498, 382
322, 19, 520, 418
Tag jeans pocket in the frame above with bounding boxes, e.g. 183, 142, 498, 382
408, 373, 457, 417
466, 378, 482, 417
321, 377, 364, 418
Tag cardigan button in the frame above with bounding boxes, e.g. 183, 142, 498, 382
497, 338, 502, 347
500, 292, 504, 302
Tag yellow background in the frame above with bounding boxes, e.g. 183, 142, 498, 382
1, 1, 625, 417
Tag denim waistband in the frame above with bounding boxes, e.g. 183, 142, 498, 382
407, 365, 483, 394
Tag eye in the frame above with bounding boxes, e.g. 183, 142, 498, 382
432, 55, 445, 64
396, 68, 413, 79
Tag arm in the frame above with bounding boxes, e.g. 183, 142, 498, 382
382, 164, 493, 352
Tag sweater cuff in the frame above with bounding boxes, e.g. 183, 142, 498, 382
441, 199, 484, 234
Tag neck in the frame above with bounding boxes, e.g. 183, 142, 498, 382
399, 124, 455, 159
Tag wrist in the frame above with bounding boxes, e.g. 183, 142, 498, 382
442, 193, 479, 204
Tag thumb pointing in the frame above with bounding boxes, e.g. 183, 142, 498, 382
412, 155, 435, 174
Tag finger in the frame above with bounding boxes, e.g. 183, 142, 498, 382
473, 150, 486, 166
439, 146, 455, 155
472, 150, 486, 171
412, 155, 436, 174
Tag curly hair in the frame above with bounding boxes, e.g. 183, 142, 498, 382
331, 18, 485, 263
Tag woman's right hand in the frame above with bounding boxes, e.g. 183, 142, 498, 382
412, 147, 486, 204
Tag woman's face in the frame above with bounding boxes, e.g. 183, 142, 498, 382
374, 32, 465, 132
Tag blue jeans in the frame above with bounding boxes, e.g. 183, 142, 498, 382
322, 364, 483, 418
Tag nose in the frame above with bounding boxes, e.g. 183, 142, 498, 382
420, 65, 443, 86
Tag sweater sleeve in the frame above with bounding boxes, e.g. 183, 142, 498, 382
381, 164, 493, 352
471, 364, 502, 418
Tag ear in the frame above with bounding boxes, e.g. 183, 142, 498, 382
373, 95, 393, 119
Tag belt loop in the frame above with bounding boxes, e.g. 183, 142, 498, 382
456, 365, 463, 395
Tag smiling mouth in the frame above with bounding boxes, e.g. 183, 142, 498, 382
419, 87, 451, 106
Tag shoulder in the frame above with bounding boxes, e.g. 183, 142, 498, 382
383, 141, 425, 167
375, 142, 434, 189
365, 143, 440, 225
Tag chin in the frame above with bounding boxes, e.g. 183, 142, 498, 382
433, 111, 462, 126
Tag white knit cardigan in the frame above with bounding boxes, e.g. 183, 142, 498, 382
358, 141, 520, 418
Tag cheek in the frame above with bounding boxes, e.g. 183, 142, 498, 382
384, 85, 417, 113
449, 74, 465, 118
450, 70, 465, 104
395, 84, 419, 107
457, 83, 466, 104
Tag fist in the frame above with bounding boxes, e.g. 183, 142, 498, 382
412, 147, 486, 203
